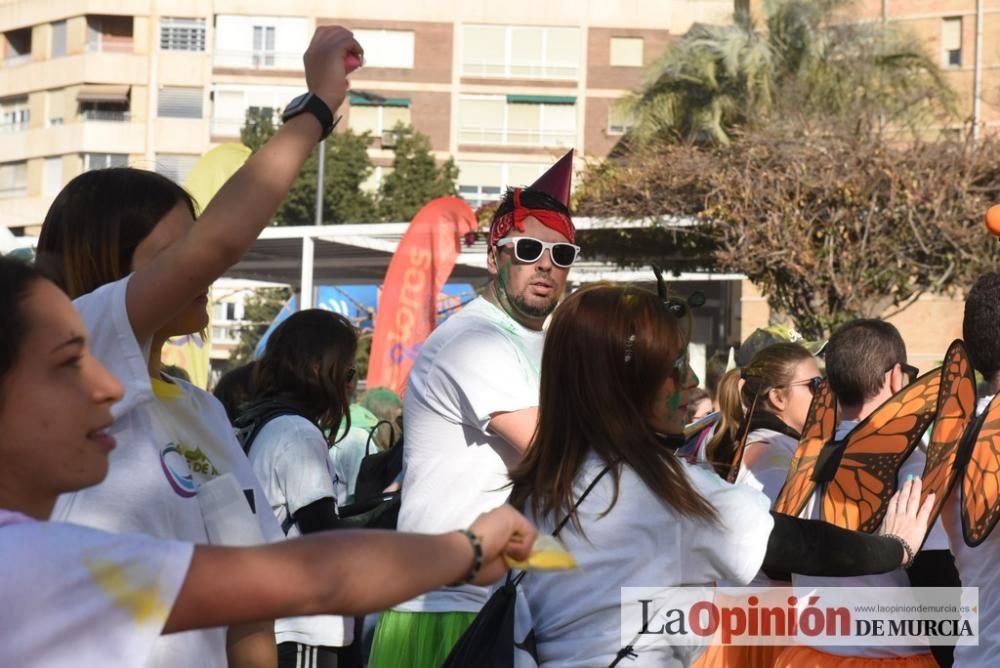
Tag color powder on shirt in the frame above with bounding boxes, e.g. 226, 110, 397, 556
84, 557, 169, 624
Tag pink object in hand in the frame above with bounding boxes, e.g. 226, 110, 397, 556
345, 52, 362, 74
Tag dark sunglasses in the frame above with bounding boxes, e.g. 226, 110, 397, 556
495, 236, 580, 268
785, 376, 824, 394
886, 362, 919, 385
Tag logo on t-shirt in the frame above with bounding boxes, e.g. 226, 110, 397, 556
159, 444, 197, 498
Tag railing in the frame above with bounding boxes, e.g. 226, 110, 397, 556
3, 54, 31, 66
81, 109, 130, 122
458, 126, 576, 148
86, 40, 135, 54
0, 120, 30, 134
213, 49, 301, 70
462, 59, 579, 81
210, 117, 244, 137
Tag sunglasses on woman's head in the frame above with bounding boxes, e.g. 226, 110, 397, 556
494, 237, 580, 268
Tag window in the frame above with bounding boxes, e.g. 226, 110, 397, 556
80, 101, 129, 121
5, 28, 31, 65
608, 104, 636, 135
456, 161, 547, 209
610, 37, 644, 67
0, 161, 27, 198
210, 84, 301, 137
47, 89, 66, 126
214, 15, 306, 70
252, 25, 276, 67
83, 153, 128, 171
43, 157, 63, 196
158, 87, 203, 118
51, 20, 67, 58
348, 95, 411, 141
160, 17, 206, 51
87, 16, 134, 53
351, 30, 415, 68
458, 95, 576, 147
0, 97, 30, 133
942, 18, 962, 68
155, 154, 199, 184
462, 25, 579, 80
78, 85, 131, 121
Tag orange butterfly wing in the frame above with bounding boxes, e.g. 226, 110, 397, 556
920, 341, 977, 534
821, 369, 940, 532
962, 394, 1000, 546
726, 393, 760, 483
774, 380, 837, 517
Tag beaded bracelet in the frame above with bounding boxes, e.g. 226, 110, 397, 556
883, 533, 916, 569
450, 529, 483, 586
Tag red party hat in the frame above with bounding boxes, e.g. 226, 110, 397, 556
530, 149, 574, 206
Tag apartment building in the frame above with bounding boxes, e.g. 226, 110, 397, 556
0, 0, 733, 234
854, 1, 1000, 134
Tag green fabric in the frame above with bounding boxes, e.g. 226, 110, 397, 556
348, 93, 411, 107
369, 609, 477, 668
506, 94, 576, 105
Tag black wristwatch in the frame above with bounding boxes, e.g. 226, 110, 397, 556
282, 92, 338, 140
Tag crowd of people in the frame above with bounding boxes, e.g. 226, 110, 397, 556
0, 24, 996, 668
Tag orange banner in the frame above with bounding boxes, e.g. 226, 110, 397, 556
367, 197, 478, 395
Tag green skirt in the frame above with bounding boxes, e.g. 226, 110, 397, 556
369, 609, 477, 668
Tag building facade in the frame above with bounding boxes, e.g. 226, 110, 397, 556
0, 0, 733, 234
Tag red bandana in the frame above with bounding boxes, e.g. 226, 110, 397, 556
489, 188, 576, 247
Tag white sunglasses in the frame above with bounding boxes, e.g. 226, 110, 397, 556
495, 237, 581, 268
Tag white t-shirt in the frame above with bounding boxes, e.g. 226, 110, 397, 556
943, 395, 998, 668
0, 508, 193, 667
792, 419, 949, 659
330, 425, 375, 507
521, 452, 774, 667
735, 426, 799, 587
396, 297, 545, 613
54, 275, 281, 668
248, 414, 352, 647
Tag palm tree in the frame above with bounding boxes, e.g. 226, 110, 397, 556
623, 0, 955, 145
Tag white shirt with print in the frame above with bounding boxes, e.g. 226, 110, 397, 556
54, 275, 281, 668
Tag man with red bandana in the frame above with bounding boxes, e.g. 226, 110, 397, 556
369, 153, 578, 667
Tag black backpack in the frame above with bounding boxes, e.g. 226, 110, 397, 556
336, 420, 403, 530
235, 405, 401, 530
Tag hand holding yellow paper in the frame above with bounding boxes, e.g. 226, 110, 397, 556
504, 534, 577, 571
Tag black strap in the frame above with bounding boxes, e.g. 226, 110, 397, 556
509, 464, 612, 587
365, 420, 396, 456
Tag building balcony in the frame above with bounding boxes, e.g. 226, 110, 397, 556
81, 109, 130, 122
0, 120, 30, 134
458, 126, 576, 148
210, 116, 244, 138
213, 50, 301, 72
0, 120, 146, 161
0, 52, 148, 97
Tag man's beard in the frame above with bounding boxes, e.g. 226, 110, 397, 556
509, 288, 558, 319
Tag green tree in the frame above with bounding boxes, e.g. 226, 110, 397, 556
625, 0, 954, 145
240, 109, 379, 224
230, 287, 292, 365
377, 123, 459, 221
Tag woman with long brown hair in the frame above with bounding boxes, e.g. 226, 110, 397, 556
508, 285, 935, 667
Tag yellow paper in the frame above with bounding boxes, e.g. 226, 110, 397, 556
504, 534, 577, 571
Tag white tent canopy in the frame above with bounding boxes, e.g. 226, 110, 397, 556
224, 217, 746, 308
